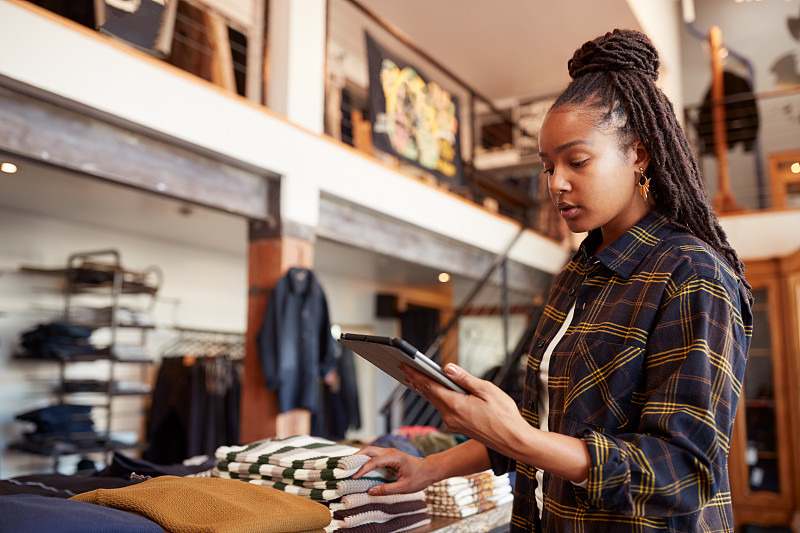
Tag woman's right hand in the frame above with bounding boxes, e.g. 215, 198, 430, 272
353, 446, 434, 495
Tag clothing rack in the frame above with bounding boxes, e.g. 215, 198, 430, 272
160, 327, 244, 360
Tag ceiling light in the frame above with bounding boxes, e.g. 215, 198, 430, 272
791, 162, 800, 174
438, 272, 450, 283
1, 162, 18, 173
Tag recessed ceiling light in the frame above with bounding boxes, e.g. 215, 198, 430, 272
791, 162, 800, 174
438, 272, 450, 283
1, 162, 18, 173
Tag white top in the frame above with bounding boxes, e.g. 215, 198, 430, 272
534, 304, 578, 519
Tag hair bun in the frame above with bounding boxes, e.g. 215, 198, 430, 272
567, 29, 660, 81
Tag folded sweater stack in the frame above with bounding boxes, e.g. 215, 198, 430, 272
70, 475, 333, 532
325, 491, 430, 533
214, 435, 396, 502
424, 471, 513, 518
215, 435, 430, 533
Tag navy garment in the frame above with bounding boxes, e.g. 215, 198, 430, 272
312, 344, 362, 440
144, 356, 240, 465
14, 404, 104, 454
0, 494, 164, 532
19, 322, 98, 360
16, 404, 94, 436
257, 267, 337, 413
100, 451, 217, 479
1, 473, 140, 498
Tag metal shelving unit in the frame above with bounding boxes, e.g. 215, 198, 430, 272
61, 249, 161, 456
11, 250, 162, 466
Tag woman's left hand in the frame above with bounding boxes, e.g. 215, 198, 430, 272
402, 362, 528, 456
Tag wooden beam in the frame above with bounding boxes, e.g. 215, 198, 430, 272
317, 194, 553, 297
0, 80, 276, 221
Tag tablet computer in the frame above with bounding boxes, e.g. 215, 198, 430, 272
338, 333, 468, 395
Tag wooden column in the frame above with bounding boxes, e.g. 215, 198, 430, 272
240, 219, 315, 444
168, 2, 235, 93
708, 26, 741, 213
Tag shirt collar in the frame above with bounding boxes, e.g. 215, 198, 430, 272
287, 267, 312, 294
578, 209, 673, 279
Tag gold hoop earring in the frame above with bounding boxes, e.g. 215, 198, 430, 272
637, 167, 650, 202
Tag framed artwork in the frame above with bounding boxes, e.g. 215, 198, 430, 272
365, 33, 464, 186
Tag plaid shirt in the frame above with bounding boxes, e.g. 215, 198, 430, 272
490, 209, 752, 532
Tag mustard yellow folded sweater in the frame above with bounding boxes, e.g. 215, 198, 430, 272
70, 475, 331, 533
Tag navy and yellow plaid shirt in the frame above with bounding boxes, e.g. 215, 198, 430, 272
490, 209, 752, 532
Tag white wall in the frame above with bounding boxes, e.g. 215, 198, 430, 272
626, 0, 685, 117
267, 0, 327, 133
721, 209, 800, 261
0, 206, 248, 478
0, 209, 249, 331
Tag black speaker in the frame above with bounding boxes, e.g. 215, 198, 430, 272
376, 293, 398, 317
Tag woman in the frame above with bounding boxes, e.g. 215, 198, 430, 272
354, 29, 752, 532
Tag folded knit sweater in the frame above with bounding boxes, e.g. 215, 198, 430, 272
215, 459, 393, 482
336, 512, 430, 533
215, 436, 374, 470
327, 491, 426, 511
331, 500, 428, 528
214, 471, 386, 501
70, 475, 332, 533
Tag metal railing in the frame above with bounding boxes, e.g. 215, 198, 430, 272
683, 85, 800, 213
379, 229, 544, 432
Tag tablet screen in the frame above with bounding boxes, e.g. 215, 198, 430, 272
338, 333, 467, 394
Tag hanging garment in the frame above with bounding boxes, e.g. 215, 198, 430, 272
144, 356, 240, 464
257, 267, 337, 413
696, 70, 760, 155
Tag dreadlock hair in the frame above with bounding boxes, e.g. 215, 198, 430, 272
551, 28, 751, 296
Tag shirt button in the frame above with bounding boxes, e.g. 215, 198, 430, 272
569, 287, 576, 296
537, 340, 545, 349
